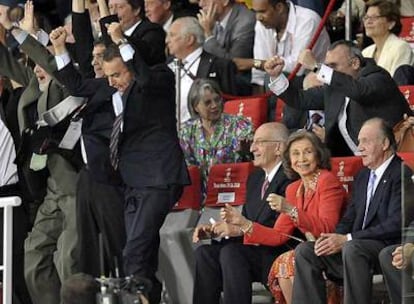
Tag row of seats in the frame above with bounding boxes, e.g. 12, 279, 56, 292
223, 83, 414, 131
400, 17, 414, 49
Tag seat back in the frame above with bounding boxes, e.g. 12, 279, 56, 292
398, 152, 414, 171
399, 17, 414, 49
330, 156, 364, 195
223, 96, 268, 129
173, 166, 202, 211
274, 98, 285, 122
399, 85, 414, 111
205, 162, 255, 207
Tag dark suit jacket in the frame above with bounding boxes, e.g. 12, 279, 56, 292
54, 44, 189, 189
280, 59, 412, 156
336, 155, 412, 245
196, 51, 239, 95
203, 3, 255, 60
100, 16, 166, 66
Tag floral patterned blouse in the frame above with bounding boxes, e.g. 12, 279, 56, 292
179, 113, 254, 193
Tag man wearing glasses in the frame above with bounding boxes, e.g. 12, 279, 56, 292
192, 122, 292, 304
265, 40, 412, 157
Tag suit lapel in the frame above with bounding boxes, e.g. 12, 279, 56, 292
196, 52, 212, 78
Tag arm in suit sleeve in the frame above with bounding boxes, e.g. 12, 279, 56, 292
0, 42, 33, 87
19, 35, 58, 76
203, 13, 255, 59
71, 11, 95, 78
217, 57, 239, 95
274, 77, 325, 111
328, 65, 399, 107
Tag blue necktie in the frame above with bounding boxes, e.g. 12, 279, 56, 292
362, 171, 377, 229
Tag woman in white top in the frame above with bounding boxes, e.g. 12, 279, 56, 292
362, 0, 414, 77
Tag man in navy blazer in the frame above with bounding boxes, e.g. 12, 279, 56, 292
292, 117, 412, 304
50, 24, 189, 303
192, 122, 292, 304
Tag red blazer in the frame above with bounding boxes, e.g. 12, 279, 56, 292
244, 170, 347, 246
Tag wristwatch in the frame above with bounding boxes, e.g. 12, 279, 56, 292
116, 37, 128, 47
253, 59, 264, 70
289, 207, 299, 222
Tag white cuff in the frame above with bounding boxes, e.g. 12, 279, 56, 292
13, 30, 28, 44
268, 73, 289, 95
346, 233, 352, 241
120, 43, 135, 62
316, 64, 333, 85
55, 52, 71, 70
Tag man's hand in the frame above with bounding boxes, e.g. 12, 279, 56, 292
192, 224, 213, 243
392, 243, 414, 270
303, 72, 323, 90
197, 2, 216, 38
314, 233, 347, 256
106, 22, 124, 45
211, 222, 242, 238
20, 0, 35, 34
220, 203, 247, 226
298, 49, 317, 71
264, 56, 285, 78
49, 26, 68, 55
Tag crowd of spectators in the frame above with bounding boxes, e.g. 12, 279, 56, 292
0, 0, 413, 303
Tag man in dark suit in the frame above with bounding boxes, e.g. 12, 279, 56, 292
99, 0, 166, 66
192, 122, 292, 304
291, 117, 412, 304
166, 16, 239, 123
50, 23, 190, 304
265, 40, 412, 157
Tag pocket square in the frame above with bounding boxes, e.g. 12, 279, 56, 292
209, 72, 217, 77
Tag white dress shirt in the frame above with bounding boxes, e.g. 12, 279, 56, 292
0, 118, 18, 186
252, 1, 330, 85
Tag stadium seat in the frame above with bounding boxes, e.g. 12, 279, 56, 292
223, 96, 268, 129
399, 85, 414, 111
158, 166, 202, 304
274, 98, 286, 122
330, 156, 364, 195
400, 17, 414, 49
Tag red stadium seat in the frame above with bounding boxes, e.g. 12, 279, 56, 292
223, 96, 268, 129
205, 162, 255, 207
330, 156, 364, 195
398, 152, 414, 171
275, 98, 286, 122
400, 17, 414, 48
399, 85, 414, 111
173, 166, 202, 210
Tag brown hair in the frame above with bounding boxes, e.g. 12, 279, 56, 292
365, 0, 402, 35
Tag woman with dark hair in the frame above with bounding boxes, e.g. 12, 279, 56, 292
179, 78, 253, 193
362, 0, 414, 77
221, 130, 346, 304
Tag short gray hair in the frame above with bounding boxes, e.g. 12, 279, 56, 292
176, 17, 205, 46
187, 78, 222, 118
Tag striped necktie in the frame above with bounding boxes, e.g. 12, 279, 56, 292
362, 170, 377, 229
109, 113, 123, 170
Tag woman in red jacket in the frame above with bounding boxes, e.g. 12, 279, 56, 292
220, 130, 347, 304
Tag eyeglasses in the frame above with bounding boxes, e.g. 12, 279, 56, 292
251, 139, 282, 147
362, 15, 385, 22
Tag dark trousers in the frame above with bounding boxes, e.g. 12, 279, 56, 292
193, 242, 287, 304
76, 167, 125, 277
123, 184, 183, 304
0, 183, 32, 304
293, 239, 386, 304
379, 244, 414, 304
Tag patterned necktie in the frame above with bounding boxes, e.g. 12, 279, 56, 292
261, 178, 270, 199
109, 113, 123, 170
215, 23, 224, 42
362, 170, 377, 229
